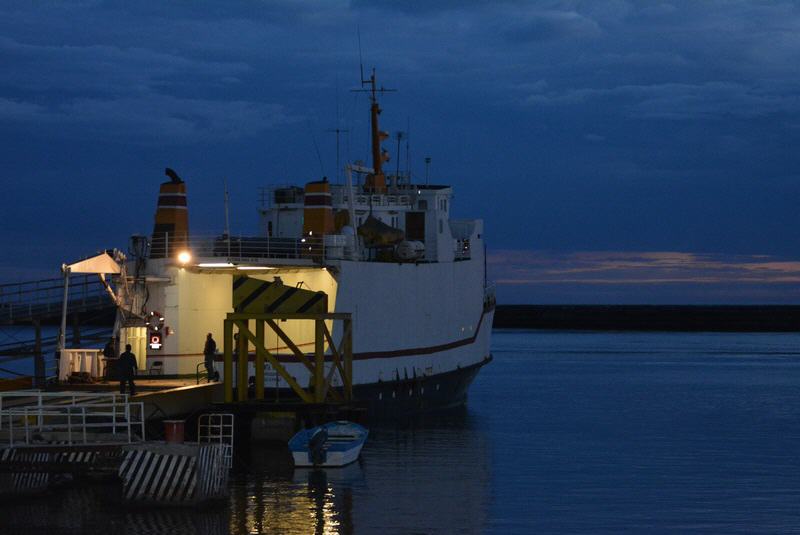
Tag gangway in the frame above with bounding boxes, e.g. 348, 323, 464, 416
0, 275, 114, 325
0, 272, 117, 386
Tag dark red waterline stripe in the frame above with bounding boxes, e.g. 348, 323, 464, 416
207, 307, 494, 362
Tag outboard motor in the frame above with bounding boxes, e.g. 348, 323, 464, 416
308, 428, 328, 466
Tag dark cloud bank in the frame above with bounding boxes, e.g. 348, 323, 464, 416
2, 1, 800, 303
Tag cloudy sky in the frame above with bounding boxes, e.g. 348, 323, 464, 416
2, 0, 799, 303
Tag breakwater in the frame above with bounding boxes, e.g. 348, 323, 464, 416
494, 305, 800, 332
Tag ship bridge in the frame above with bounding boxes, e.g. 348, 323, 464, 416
256, 181, 481, 265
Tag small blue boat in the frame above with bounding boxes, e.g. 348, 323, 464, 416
289, 421, 368, 467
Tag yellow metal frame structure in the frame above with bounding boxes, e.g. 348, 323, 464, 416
223, 313, 353, 404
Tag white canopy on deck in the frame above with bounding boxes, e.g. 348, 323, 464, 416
65, 252, 121, 274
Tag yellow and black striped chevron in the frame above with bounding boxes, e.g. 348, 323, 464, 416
232, 276, 327, 314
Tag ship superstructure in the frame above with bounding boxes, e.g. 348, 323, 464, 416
129, 71, 494, 416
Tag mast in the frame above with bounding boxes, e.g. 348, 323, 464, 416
353, 68, 394, 193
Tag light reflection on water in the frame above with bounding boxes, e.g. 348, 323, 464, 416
0, 407, 491, 535
4, 330, 800, 533
228, 410, 491, 535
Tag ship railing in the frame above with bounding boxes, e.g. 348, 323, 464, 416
0, 390, 144, 447
148, 233, 327, 264
341, 192, 413, 207
0, 274, 109, 324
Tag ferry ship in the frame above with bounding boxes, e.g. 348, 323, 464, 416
122, 71, 494, 417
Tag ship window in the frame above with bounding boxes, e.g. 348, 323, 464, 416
405, 212, 425, 241
267, 221, 273, 237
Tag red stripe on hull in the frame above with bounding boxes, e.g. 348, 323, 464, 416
202, 307, 494, 363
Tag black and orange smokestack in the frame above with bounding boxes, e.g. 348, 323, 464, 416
150, 168, 189, 259
303, 177, 334, 237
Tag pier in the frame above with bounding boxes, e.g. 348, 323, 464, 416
0, 390, 232, 504
0, 271, 365, 446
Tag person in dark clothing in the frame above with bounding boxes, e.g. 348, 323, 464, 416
102, 338, 116, 382
103, 338, 115, 359
203, 333, 218, 381
118, 344, 138, 396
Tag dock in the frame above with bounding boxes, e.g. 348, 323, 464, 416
1, 270, 370, 460
0, 390, 233, 505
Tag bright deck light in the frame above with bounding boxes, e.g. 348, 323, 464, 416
197, 262, 235, 268
177, 250, 192, 265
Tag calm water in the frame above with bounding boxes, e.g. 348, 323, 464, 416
3, 330, 800, 534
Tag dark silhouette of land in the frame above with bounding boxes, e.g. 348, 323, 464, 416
493, 305, 800, 332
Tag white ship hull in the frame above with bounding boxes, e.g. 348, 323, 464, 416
127, 72, 494, 416
139, 253, 493, 415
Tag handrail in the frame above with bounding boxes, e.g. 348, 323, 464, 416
0, 274, 107, 303
0, 390, 129, 426
2, 393, 144, 447
0, 274, 96, 290
196, 361, 208, 384
0, 273, 113, 326
198, 413, 234, 469
148, 233, 329, 263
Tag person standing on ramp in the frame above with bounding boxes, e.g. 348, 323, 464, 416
118, 344, 138, 396
204, 333, 218, 381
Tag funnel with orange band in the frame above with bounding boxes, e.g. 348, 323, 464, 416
150, 168, 189, 259
302, 177, 334, 237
